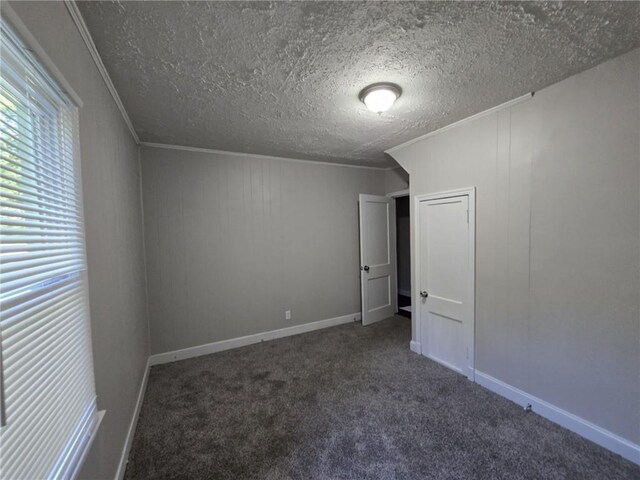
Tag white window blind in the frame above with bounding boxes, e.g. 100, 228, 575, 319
0, 17, 99, 480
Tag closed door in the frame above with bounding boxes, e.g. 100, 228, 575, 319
359, 194, 397, 326
417, 191, 475, 378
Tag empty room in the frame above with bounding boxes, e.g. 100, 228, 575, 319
0, 1, 639, 479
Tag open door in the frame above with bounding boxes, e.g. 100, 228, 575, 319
359, 194, 397, 326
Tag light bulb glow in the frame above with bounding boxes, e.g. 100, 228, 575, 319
360, 84, 401, 113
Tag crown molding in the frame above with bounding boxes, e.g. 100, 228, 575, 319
386, 92, 533, 155
139, 142, 395, 171
64, 0, 139, 144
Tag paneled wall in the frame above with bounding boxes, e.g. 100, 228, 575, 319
7, 3, 150, 479
389, 49, 640, 446
141, 147, 387, 354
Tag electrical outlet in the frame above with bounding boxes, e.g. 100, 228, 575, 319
285, 310, 291, 320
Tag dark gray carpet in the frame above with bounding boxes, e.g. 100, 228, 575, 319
124, 317, 638, 480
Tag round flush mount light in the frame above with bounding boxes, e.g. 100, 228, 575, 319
359, 83, 401, 113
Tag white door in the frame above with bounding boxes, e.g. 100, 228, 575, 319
359, 194, 397, 326
417, 190, 475, 378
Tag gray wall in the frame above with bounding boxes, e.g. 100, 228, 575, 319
141, 147, 386, 354
7, 3, 150, 479
395, 196, 411, 296
389, 49, 639, 444
385, 166, 409, 193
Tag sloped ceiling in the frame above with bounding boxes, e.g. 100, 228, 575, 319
78, 1, 640, 167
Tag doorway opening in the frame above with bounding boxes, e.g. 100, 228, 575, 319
395, 195, 411, 319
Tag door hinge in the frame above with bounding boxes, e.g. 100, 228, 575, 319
466, 209, 469, 223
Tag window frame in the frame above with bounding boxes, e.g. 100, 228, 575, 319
0, 4, 103, 479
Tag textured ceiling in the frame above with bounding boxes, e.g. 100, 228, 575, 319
78, 1, 640, 167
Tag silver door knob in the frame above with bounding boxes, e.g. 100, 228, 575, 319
363, 265, 370, 272
420, 291, 429, 298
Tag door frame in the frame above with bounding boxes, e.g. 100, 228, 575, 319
387, 189, 410, 307
414, 187, 476, 380
386, 188, 409, 199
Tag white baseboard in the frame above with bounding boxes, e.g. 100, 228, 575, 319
113, 314, 361, 477
115, 357, 151, 480
149, 313, 362, 367
475, 371, 640, 465
398, 289, 411, 298
409, 341, 421, 354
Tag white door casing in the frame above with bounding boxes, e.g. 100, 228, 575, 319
415, 188, 475, 379
359, 194, 397, 326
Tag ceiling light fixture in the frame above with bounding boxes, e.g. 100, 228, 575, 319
359, 83, 401, 113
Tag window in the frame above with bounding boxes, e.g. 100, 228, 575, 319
0, 18, 99, 480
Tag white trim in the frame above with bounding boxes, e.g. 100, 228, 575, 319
398, 288, 411, 298
140, 142, 393, 171
414, 187, 476, 381
69, 409, 105, 480
63, 1, 139, 144
475, 371, 640, 465
414, 187, 477, 202
114, 357, 150, 480
387, 189, 410, 198
386, 93, 533, 154
409, 341, 421, 354
1, 3, 83, 107
149, 313, 362, 366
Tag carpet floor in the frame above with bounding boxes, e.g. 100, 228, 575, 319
124, 316, 639, 480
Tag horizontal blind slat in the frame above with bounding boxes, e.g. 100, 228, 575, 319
0, 119, 75, 173
1, 217, 82, 232
2, 346, 91, 471
1, 149, 76, 192
0, 188, 78, 216
0, 197, 81, 223
0, 246, 83, 265
2, 286, 83, 341
0, 18, 97, 480
0, 174, 78, 210
4, 344, 92, 443
0, 126, 75, 179
0, 91, 75, 137
11, 381, 92, 480
0, 241, 84, 256
1, 225, 81, 238
2, 325, 91, 432
19, 389, 91, 480
1, 253, 83, 279
0, 233, 82, 244
0, 129, 76, 182
4, 308, 86, 401
1, 157, 78, 200
2, 292, 84, 353
1, 264, 83, 295
4, 307, 85, 401
0, 209, 81, 230
1, 279, 80, 329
